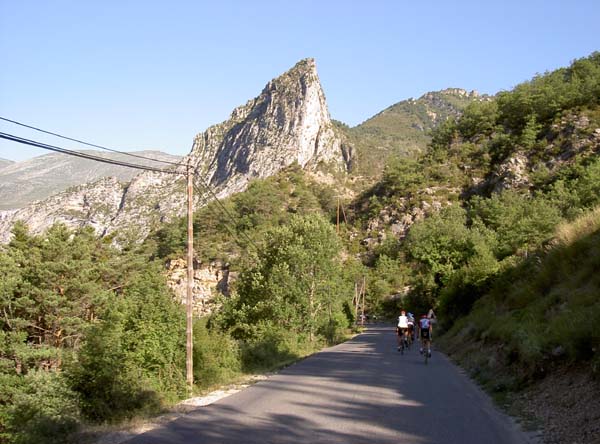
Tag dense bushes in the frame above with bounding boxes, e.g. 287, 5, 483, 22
385, 53, 600, 378
0, 224, 188, 443
0, 169, 356, 443
151, 164, 338, 263
213, 214, 355, 368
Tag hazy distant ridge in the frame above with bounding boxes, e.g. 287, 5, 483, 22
0, 150, 181, 210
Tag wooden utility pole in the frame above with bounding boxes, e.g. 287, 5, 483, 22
354, 282, 358, 324
186, 164, 194, 393
361, 275, 366, 325
336, 196, 340, 234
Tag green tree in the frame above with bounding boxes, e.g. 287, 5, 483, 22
228, 214, 346, 343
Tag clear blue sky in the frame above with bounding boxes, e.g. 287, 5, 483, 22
1, 0, 599, 161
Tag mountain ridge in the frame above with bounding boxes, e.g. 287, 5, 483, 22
0, 150, 181, 210
340, 88, 489, 175
0, 158, 14, 169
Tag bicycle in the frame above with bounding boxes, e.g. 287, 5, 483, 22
400, 335, 409, 354
397, 328, 409, 354
419, 331, 432, 364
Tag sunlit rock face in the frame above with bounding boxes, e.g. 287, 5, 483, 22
189, 58, 344, 197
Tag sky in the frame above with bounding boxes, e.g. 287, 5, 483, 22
1, 0, 599, 162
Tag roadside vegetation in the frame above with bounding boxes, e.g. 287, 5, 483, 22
0, 166, 363, 444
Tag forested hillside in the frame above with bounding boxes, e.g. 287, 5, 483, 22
338, 88, 485, 176
1, 52, 599, 444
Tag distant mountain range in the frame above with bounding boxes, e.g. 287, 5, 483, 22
0, 151, 181, 210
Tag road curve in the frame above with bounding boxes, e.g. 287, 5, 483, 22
125, 325, 532, 444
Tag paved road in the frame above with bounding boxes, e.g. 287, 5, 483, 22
125, 325, 532, 444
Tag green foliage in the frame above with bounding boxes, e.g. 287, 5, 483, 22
192, 318, 241, 388
456, 100, 499, 140
469, 191, 561, 258
67, 268, 186, 422
0, 223, 189, 441
443, 206, 600, 379
496, 52, 600, 135
379, 157, 426, 196
544, 157, 600, 218
3, 371, 79, 444
344, 89, 479, 176
406, 205, 474, 283
151, 166, 338, 263
216, 213, 353, 360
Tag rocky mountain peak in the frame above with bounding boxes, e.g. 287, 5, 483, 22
188, 58, 343, 197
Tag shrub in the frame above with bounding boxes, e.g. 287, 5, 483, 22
193, 319, 241, 388
4, 371, 79, 444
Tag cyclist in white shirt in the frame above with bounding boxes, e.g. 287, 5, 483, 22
397, 310, 409, 351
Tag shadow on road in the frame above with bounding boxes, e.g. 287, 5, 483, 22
125, 325, 528, 444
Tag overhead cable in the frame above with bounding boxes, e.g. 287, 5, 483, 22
192, 180, 260, 253
0, 132, 184, 175
0, 116, 184, 166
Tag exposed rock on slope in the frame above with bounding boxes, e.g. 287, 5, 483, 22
0, 151, 182, 210
0, 59, 346, 243
189, 58, 345, 197
166, 258, 235, 317
0, 177, 126, 241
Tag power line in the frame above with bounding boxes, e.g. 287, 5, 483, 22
0, 116, 184, 167
0, 132, 184, 175
191, 180, 260, 253
1, 129, 259, 251
194, 171, 258, 251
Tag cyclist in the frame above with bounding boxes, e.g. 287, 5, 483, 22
406, 312, 415, 345
427, 308, 437, 326
396, 310, 409, 351
419, 314, 432, 358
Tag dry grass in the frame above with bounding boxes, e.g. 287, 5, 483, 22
552, 206, 600, 247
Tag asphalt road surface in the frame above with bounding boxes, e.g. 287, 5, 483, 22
125, 325, 533, 444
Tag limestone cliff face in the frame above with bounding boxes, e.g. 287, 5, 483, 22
189, 58, 344, 197
165, 259, 236, 317
0, 59, 346, 243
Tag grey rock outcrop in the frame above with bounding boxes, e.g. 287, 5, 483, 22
489, 152, 531, 193
0, 177, 126, 240
0, 59, 346, 243
190, 58, 345, 197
